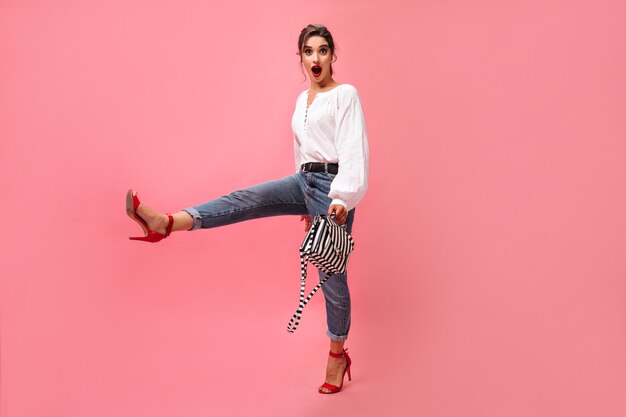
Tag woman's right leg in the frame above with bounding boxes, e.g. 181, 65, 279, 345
134, 174, 308, 234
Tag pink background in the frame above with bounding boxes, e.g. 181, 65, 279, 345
1, 1, 625, 416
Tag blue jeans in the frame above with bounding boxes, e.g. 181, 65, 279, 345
183, 171, 355, 342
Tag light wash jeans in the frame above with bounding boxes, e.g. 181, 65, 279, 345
183, 170, 355, 342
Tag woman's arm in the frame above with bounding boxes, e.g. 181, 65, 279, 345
328, 85, 370, 217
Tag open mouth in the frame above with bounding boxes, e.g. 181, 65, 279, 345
312, 66, 322, 76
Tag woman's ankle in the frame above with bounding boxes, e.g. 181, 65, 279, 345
171, 211, 194, 232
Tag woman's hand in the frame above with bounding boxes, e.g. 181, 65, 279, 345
327, 204, 348, 225
300, 215, 312, 232
300, 204, 347, 231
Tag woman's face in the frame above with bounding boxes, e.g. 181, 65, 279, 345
301, 36, 333, 84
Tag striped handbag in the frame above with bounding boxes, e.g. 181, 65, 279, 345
287, 214, 355, 333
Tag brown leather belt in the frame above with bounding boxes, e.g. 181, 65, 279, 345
300, 162, 339, 174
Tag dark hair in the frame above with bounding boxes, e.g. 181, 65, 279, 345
297, 24, 338, 80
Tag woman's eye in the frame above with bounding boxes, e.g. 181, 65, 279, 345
321, 49, 327, 54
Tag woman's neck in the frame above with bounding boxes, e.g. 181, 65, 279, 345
309, 79, 339, 93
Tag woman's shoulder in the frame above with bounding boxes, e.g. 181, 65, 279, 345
335, 83, 360, 99
336, 83, 357, 92
335, 84, 362, 107
319, 83, 356, 95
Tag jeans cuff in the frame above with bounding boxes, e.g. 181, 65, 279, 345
326, 329, 348, 342
182, 207, 202, 231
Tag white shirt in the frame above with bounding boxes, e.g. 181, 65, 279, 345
291, 83, 370, 211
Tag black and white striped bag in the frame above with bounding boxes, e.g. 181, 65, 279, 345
287, 214, 355, 333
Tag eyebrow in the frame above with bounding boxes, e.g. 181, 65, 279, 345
304, 44, 329, 49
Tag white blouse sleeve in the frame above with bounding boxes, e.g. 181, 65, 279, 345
293, 134, 301, 174
329, 85, 370, 211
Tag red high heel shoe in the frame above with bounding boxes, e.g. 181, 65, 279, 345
126, 189, 173, 243
318, 348, 352, 394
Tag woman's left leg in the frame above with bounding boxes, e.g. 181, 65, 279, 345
300, 171, 355, 392
316, 214, 354, 393
302, 171, 355, 341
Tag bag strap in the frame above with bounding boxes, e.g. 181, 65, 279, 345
286, 252, 333, 334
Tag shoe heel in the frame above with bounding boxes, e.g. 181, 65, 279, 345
129, 232, 164, 243
129, 235, 153, 242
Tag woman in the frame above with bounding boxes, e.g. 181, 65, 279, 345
125, 24, 369, 394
